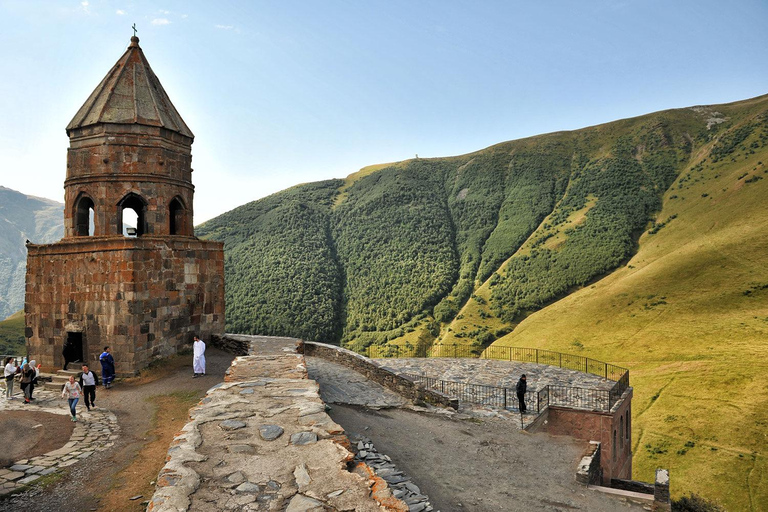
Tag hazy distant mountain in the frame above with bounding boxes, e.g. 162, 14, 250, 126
0, 187, 63, 320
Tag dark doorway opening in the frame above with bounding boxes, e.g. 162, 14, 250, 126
64, 332, 84, 369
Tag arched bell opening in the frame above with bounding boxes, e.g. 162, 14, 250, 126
74, 193, 95, 236
117, 192, 148, 237
169, 196, 187, 235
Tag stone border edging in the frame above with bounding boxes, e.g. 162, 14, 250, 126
300, 341, 458, 410
0, 392, 119, 496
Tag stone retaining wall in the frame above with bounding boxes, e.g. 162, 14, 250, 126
210, 333, 256, 356
147, 335, 408, 512
576, 441, 603, 485
300, 341, 458, 410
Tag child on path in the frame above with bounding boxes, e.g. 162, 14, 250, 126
61, 375, 82, 422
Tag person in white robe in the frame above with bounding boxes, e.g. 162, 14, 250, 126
193, 335, 206, 377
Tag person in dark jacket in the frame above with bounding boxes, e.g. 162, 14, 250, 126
20, 363, 35, 404
99, 346, 115, 389
62, 338, 77, 370
516, 374, 527, 413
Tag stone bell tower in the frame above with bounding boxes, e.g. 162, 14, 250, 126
25, 36, 225, 375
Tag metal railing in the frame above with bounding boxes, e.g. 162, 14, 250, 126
408, 374, 538, 412
365, 343, 630, 412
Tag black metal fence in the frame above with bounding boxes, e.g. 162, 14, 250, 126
407, 374, 540, 413
365, 343, 630, 412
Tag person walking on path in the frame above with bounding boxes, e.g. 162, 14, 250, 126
20, 363, 35, 404
193, 335, 206, 377
516, 374, 527, 414
79, 364, 99, 411
4, 357, 19, 400
28, 359, 40, 401
100, 346, 115, 389
61, 375, 82, 421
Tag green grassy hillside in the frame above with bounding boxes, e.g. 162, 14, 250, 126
489, 96, 768, 510
198, 97, 762, 351
0, 310, 25, 356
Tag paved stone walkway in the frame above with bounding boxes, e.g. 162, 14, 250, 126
375, 358, 616, 392
148, 336, 408, 512
305, 356, 409, 409
0, 388, 119, 496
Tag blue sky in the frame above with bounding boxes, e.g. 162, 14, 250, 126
1, 0, 766, 223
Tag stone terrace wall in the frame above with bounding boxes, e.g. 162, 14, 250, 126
530, 387, 633, 484
147, 335, 408, 512
300, 341, 458, 410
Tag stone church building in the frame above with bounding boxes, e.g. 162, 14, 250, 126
25, 36, 224, 375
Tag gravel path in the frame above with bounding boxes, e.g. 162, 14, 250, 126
0, 347, 232, 512
329, 405, 645, 512
303, 356, 645, 512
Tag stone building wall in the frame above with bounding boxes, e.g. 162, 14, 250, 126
25, 236, 224, 375
64, 124, 195, 237
532, 388, 633, 483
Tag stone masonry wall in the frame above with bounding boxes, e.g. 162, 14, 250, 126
300, 341, 458, 410
576, 441, 603, 485
25, 236, 224, 375
65, 124, 195, 237
532, 388, 633, 483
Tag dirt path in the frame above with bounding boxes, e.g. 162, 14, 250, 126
0, 347, 232, 512
328, 405, 646, 512
0, 411, 74, 467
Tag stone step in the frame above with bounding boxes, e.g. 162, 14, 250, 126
43, 381, 65, 392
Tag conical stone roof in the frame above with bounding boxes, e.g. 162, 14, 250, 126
67, 36, 193, 139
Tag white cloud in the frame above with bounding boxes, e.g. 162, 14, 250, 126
80, 1, 90, 13
181, 14, 188, 19
151, 18, 171, 26
159, 10, 170, 15
215, 24, 234, 30
116, 9, 125, 15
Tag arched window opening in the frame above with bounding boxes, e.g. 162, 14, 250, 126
169, 197, 185, 235
620, 416, 625, 450
118, 193, 147, 237
613, 430, 617, 461
75, 195, 95, 236
626, 406, 631, 443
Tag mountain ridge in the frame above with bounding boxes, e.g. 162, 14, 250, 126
0, 186, 64, 320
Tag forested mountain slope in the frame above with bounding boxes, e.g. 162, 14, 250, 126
197, 94, 768, 355
0, 187, 63, 320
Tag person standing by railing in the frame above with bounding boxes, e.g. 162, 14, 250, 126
516, 374, 527, 413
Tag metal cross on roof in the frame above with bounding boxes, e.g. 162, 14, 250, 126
132, 23, 137, 37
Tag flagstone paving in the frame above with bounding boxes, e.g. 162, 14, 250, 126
0, 388, 119, 496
